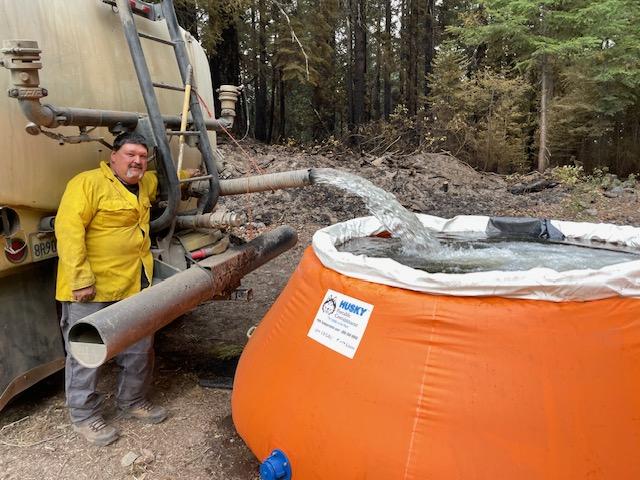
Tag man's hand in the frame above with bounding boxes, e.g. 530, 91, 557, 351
180, 169, 203, 201
73, 285, 96, 303
184, 168, 202, 178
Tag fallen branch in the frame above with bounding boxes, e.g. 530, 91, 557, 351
57, 456, 71, 478
0, 416, 30, 433
509, 179, 558, 195
380, 135, 402, 155
0, 431, 67, 448
185, 446, 212, 465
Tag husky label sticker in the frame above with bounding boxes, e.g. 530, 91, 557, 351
308, 289, 374, 359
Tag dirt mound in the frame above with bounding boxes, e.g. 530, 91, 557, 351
220, 145, 536, 227
219, 143, 640, 228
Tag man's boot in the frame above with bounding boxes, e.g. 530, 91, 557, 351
73, 417, 119, 446
119, 399, 167, 424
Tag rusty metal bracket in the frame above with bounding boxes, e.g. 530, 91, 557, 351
38, 126, 112, 149
7, 87, 48, 99
213, 286, 254, 302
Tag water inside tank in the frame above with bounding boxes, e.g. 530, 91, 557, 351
337, 234, 640, 273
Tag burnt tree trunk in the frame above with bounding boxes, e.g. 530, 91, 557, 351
399, 0, 408, 103
278, 74, 286, 141
423, 0, 435, 100
372, 15, 382, 120
537, 57, 550, 172
346, 0, 355, 132
383, 0, 392, 120
267, 64, 277, 143
352, 0, 368, 126
254, 0, 269, 142
404, 0, 419, 115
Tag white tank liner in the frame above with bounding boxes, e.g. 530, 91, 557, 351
312, 215, 640, 302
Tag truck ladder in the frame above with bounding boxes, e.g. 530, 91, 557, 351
111, 0, 220, 224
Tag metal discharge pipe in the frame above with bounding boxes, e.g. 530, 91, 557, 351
12, 104, 231, 131
68, 225, 298, 368
16, 105, 230, 132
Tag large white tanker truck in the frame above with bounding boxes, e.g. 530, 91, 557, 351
0, 0, 314, 411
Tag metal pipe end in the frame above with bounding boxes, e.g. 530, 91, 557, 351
217, 85, 241, 129
38, 215, 55, 232
68, 323, 108, 368
25, 122, 41, 135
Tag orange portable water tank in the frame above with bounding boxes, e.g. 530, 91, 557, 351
232, 216, 640, 480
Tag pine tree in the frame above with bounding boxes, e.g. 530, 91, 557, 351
457, 0, 620, 171
549, 0, 640, 173
427, 44, 473, 159
428, 43, 531, 172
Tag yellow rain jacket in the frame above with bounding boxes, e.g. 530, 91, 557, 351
55, 161, 158, 302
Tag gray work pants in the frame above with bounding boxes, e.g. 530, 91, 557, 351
60, 301, 154, 424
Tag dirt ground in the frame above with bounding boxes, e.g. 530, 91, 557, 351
2, 144, 640, 479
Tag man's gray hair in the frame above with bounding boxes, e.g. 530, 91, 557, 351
113, 132, 149, 152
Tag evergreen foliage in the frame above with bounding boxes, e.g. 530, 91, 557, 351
180, 0, 640, 174
428, 44, 531, 173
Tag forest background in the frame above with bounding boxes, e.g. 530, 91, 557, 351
174, 0, 640, 175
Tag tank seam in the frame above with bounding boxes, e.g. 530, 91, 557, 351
402, 301, 438, 480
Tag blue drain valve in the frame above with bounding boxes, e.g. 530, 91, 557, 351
260, 449, 292, 480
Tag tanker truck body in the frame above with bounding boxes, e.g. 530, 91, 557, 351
0, 0, 310, 411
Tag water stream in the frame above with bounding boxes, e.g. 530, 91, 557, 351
312, 168, 440, 252
313, 168, 639, 273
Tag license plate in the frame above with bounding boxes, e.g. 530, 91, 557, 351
29, 233, 57, 261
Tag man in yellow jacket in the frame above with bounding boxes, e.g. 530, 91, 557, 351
56, 132, 169, 446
